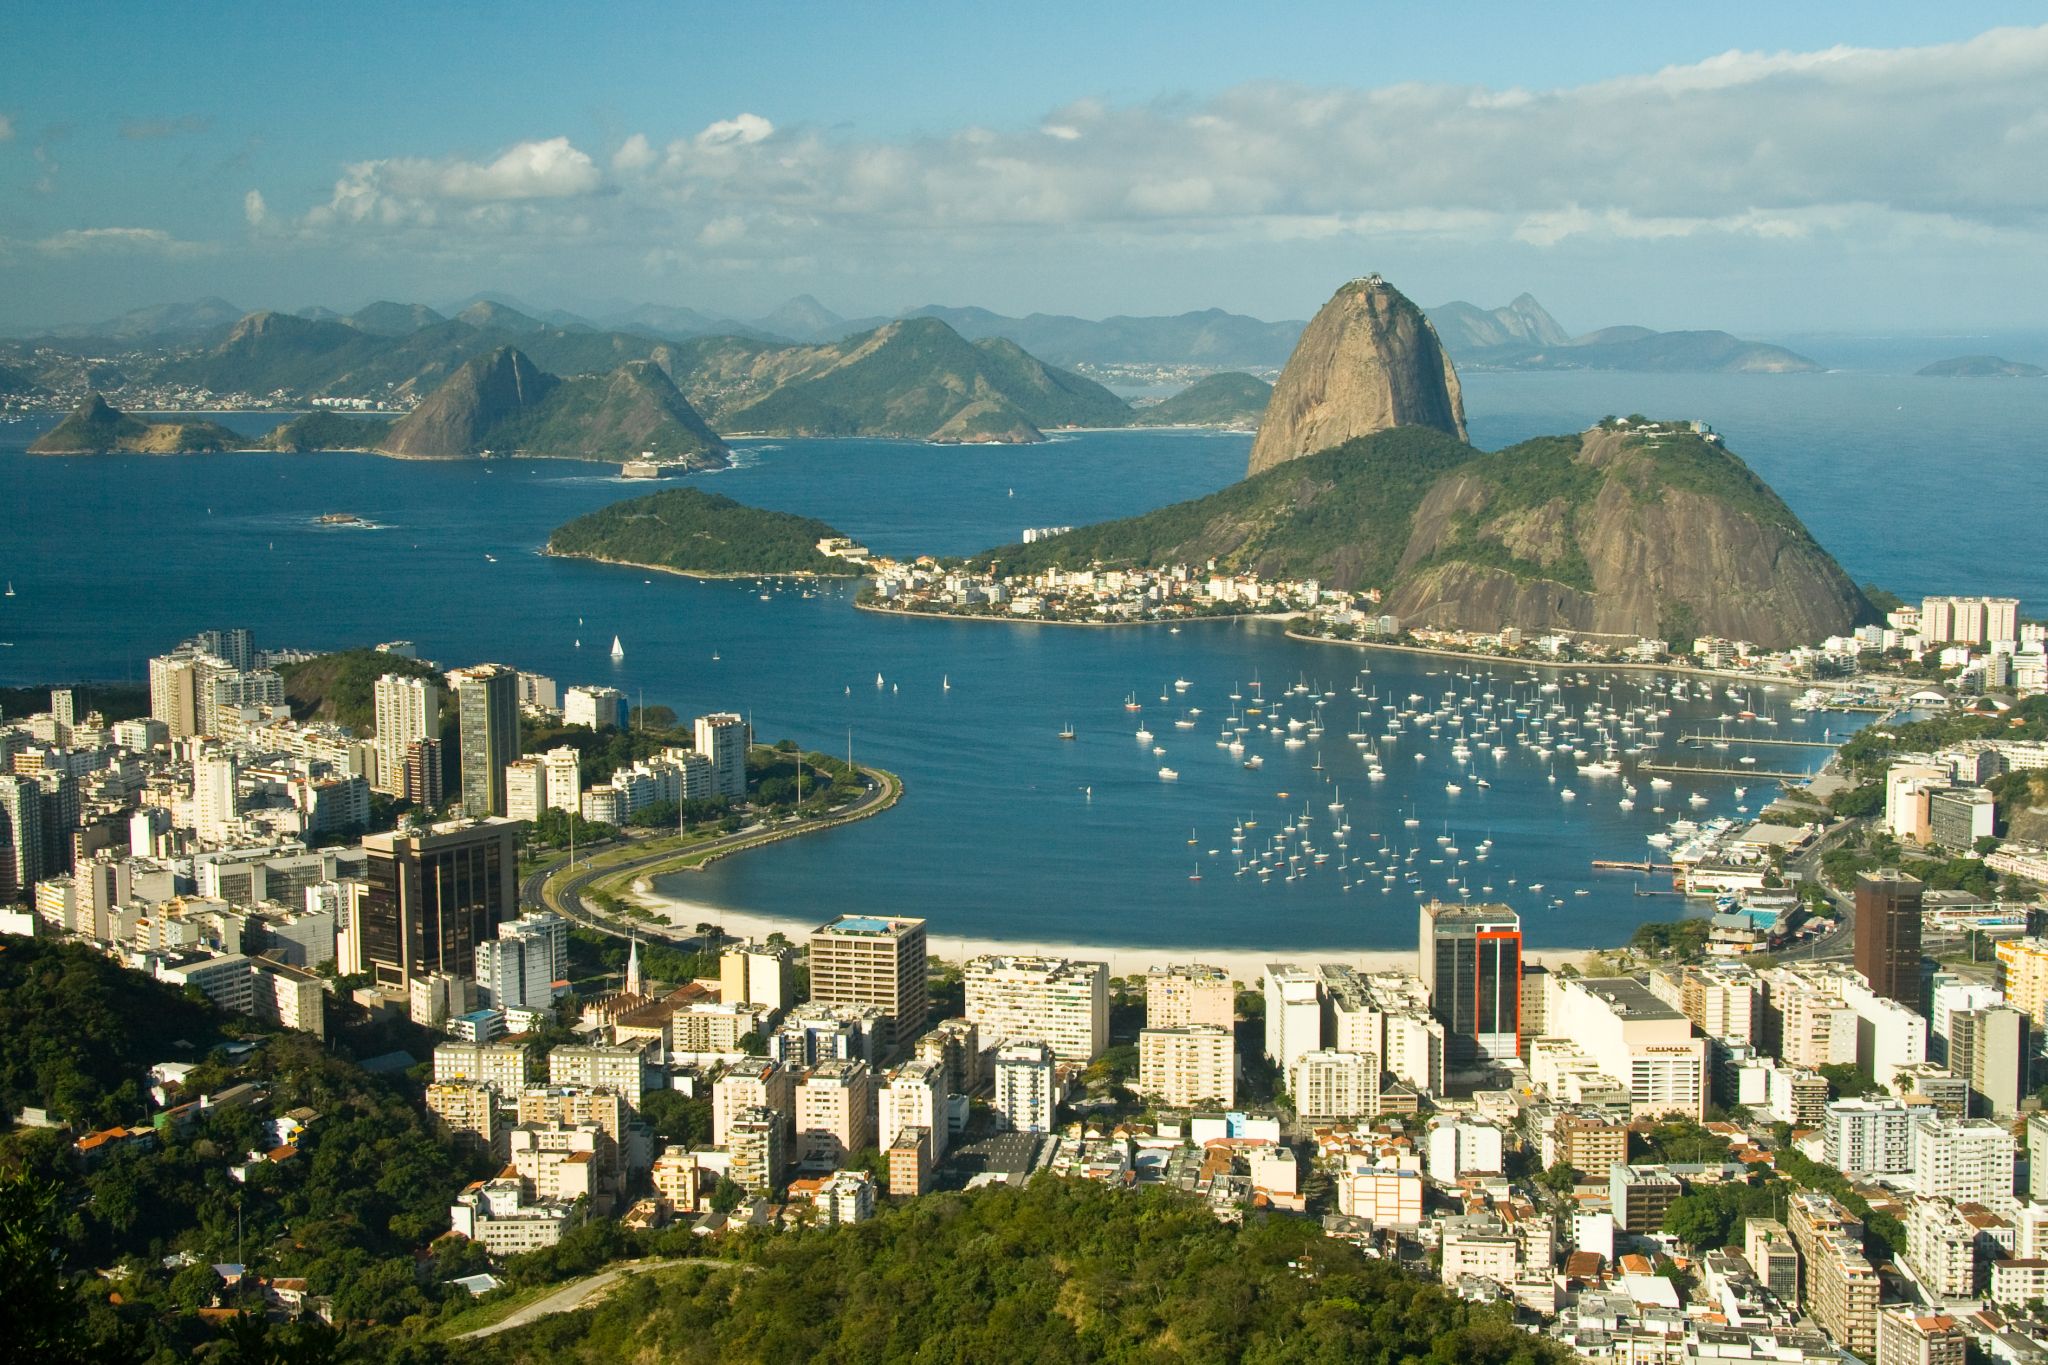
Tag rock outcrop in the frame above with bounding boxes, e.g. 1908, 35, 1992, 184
27, 392, 241, 455
379, 347, 557, 458
1246, 276, 1465, 476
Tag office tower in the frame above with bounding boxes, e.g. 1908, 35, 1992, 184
449, 665, 519, 817
359, 820, 519, 988
1419, 901, 1522, 1065
1855, 871, 1924, 1008
192, 754, 239, 843
694, 712, 748, 799
808, 915, 927, 1052
373, 673, 444, 794
1949, 1005, 2029, 1117
1263, 964, 1322, 1071
1145, 963, 1235, 1029
405, 738, 445, 809
964, 955, 1109, 1060
0, 775, 46, 901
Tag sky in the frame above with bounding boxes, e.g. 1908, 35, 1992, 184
2, 1, 2046, 335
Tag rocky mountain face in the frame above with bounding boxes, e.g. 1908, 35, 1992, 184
379, 347, 559, 457
1246, 277, 1466, 477
375, 347, 727, 465
1378, 422, 1870, 647
1427, 293, 1571, 352
987, 417, 1869, 650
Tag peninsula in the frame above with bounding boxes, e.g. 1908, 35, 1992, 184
546, 486, 863, 577
1917, 354, 2045, 378
26, 392, 243, 455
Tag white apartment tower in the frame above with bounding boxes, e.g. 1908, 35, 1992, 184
373, 673, 443, 795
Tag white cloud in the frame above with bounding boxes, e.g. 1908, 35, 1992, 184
695, 113, 773, 148
271, 25, 2048, 288
36, 227, 215, 257
613, 133, 654, 172
244, 189, 267, 226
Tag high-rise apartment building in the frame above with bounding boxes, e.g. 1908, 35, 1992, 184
405, 738, 445, 809
720, 942, 794, 1011
192, 754, 239, 843
1145, 963, 1235, 1029
360, 819, 519, 989
448, 664, 519, 817
964, 955, 1108, 1060
1855, 870, 1924, 1008
1292, 1048, 1381, 1121
991, 1040, 1057, 1132
1420, 901, 1522, 1065
808, 915, 927, 1052
503, 758, 547, 823
1877, 1309, 1968, 1365
0, 775, 46, 901
373, 673, 443, 794
540, 747, 582, 814
1137, 1025, 1236, 1108
476, 913, 568, 1011
1997, 937, 2048, 1029
795, 1060, 875, 1170
1950, 1004, 2029, 1117
1263, 963, 1322, 1071
693, 713, 748, 799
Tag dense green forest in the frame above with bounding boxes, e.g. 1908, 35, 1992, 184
547, 487, 858, 577
257, 410, 392, 452
277, 648, 442, 733
454, 1175, 1570, 1365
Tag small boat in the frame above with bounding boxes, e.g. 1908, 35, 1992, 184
943, 675, 951, 692
876, 672, 885, 688
1158, 767, 1180, 781
610, 635, 625, 660
1058, 723, 1076, 740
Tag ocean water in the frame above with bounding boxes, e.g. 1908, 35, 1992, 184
2, 366, 2043, 952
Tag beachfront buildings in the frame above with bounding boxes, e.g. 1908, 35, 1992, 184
1264, 964, 1323, 1072
808, 915, 928, 1053
1146, 963, 1235, 1029
1419, 902, 1522, 1066
964, 954, 1108, 1061
1137, 1024, 1235, 1108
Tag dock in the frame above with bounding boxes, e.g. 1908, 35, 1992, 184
1635, 761, 1812, 781
1678, 733, 1838, 749
1592, 859, 1679, 872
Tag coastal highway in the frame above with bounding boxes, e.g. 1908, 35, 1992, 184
523, 766, 901, 945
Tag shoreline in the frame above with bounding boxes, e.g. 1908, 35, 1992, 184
851, 598, 1295, 630
623, 887, 1637, 980
542, 547, 863, 583
1280, 626, 1826, 689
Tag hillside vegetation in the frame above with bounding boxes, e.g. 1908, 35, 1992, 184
258, 410, 392, 452
1132, 371, 1272, 427
277, 648, 442, 733
455, 1175, 1567, 1365
548, 488, 857, 577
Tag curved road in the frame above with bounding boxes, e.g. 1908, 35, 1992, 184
524, 766, 901, 946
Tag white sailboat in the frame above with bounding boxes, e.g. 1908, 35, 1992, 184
610, 635, 625, 660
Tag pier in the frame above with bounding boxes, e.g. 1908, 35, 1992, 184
1678, 733, 1838, 749
1635, 761, 1812, 781
1591, 859, 1679, 872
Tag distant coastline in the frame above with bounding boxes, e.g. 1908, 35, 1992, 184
540, 546, 861, 582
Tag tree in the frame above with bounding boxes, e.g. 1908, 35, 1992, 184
1537, 1162, 1579, 1195
0, 1170, 98, 1363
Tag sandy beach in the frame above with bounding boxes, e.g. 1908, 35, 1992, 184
629, 876, 1594, 982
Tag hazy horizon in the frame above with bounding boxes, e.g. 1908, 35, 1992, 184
5, 3, 2048, 336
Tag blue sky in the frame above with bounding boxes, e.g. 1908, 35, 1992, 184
3, 2, 2045, 332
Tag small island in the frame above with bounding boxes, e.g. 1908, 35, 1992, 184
260, 410, 394, 451
1917, 354, 2045, 378
1130, 371, 1272, 427
27, 393, 245, 455
546, 486, 866, 577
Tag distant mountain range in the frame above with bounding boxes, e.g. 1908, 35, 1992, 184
1422, 295, 1819, 374
11, 289, 1821, 395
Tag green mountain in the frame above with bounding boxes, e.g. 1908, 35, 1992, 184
904, 303, 1307, 369
377, 348, 727, 464
344, 300, 447, 336
981, 420, 1869, 648
1917, 354, 2045, 378
257, 409, 393, 451
1132, 372, 1272, 427
548, 487, 856, 576
26, 393, 243, 454
672, 317, 1132, 442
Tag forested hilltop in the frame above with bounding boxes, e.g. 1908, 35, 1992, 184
547, 487, 860, 577
450, 1175, 1568, 1365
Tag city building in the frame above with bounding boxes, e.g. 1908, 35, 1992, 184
1997, 937, 2048, 1029
991, 1040, 1058, 1132
475, 913, 567, 1012
1292, 1049, 1380, 1122
727, 1106, 787, 1197
1609, 1165, 1683, 1236
359, 819, 519, 989
720, 941, 794, 1012
1145, 963, 1235, 1029
449, 1176, 581, 1255
1263, 963, 1323, 1072
547, 1042, 652, 1113
1949, 1004, 2029, 1116
795, 1060, 876, 1170
1420, 901, 1522, 1065
964, 955, 1108, 1061
876, 1060, 947, 1162
563, 685, 628, 731
1823, 1097, 1914, 1176
808, 915, 928, 1053
1855, 871, 1925, 1008
1137, 1025, 1236, 1109
448, 664, 519, 818
1910, 1115, 2016, 1203
1543, 973, 1709, 1120
372, 674, 442, 795
712, 1062, 798, 1147
1876, 1308, 1966, 1365
503, 758, 547, 823
694, 713, 748, 799
1789, 1192, 1880, 1359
